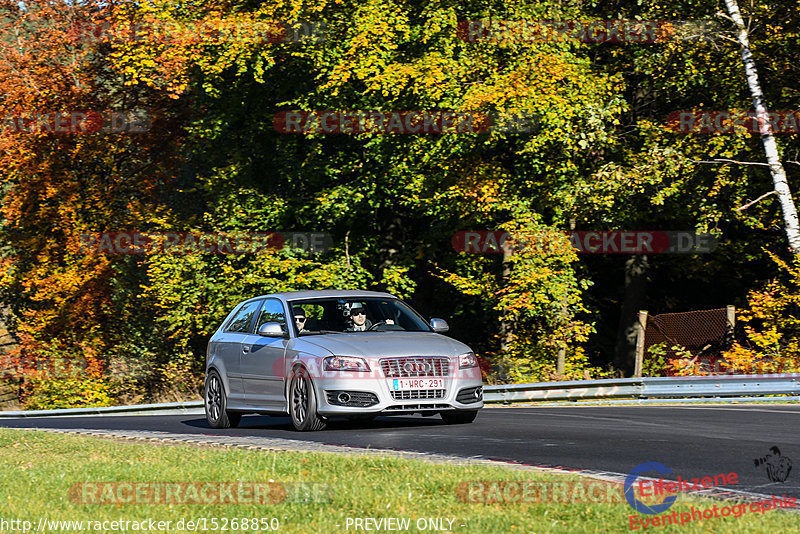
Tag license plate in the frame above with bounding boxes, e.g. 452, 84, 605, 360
392, 378, 445, 390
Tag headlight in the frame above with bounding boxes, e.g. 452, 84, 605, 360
458, 352, 478, 369
324, 356, 370, 372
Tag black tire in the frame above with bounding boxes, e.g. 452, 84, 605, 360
205, 370, 242, 429
289, 367, 326, 431
441, 410, 478, 425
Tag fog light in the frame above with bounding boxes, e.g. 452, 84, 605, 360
337, 392, 351, 404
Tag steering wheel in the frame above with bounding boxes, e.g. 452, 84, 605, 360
367, 321, 386, 331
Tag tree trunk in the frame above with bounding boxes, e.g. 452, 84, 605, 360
614, 254, 649, 375
723, 0, 800, 253
498, 246, 513, 381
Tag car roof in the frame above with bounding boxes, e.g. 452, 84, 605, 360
250, 289, 398, 302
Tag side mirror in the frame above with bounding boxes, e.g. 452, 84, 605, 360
258, 322, 287, 338
430, 318, 449, 333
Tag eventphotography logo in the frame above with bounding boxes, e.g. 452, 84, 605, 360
622, 463, 795, 529
753, 446, 792, 483
625, 462, 677, 515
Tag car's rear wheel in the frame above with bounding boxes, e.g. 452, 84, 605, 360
205, 370, 242, 429
289, 367, 326, 431
441, 410, 478, 425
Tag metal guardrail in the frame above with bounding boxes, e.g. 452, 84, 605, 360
483, 374, 800, 403
1, 375, 799, 417
0, 401, 203, 418
484, 377, 642, 403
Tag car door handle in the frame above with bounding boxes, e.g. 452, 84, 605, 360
242, 345, 251, 354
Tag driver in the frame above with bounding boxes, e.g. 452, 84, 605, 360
346, 303, 372, 331
293, 306, 309, 333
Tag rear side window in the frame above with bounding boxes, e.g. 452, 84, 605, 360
225, 300, 262, 333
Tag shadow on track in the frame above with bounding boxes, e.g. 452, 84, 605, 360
182, 414, 447, 432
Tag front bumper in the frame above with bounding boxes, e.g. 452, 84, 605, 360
311, 359, 483, 416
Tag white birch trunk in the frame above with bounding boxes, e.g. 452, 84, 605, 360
723, 0, 800, 254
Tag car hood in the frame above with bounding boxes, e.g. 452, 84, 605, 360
295, 332, 471, 358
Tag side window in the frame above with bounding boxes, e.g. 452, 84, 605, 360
225, 300, 262, 333
256, 299, 288, 333
301, 304, 324, 332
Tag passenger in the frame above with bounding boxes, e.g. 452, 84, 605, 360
346, 303, 372, 332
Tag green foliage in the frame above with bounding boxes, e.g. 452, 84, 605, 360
719, 252, 800, 374
499, 340, 611, 383
435, 199, 600, 382
643, 343, 666, 377
140, 249, 372, 350
22, 379, 115, 410
643, 342, 689, 377
5, 0, 800, 408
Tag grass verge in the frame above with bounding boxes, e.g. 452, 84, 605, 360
0, 428, 795, 533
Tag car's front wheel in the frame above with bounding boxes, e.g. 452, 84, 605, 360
289, 367, 326, 431
441, 410, 478, 425
205, 370, 242, 429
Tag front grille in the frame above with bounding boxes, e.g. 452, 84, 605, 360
391, 389, 446, 400
456, 386, 483, 404
384, 403, 450, 411
326, 390, 379, 407
380, 357, 449, 377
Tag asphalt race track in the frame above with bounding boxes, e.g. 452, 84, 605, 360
2, 405, 799, 500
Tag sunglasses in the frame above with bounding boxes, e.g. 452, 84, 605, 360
352, 310, 366, 316
295, 316, 306, 322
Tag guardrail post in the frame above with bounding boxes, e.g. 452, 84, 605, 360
634, 310, 647, 377
726, 305, 735, 345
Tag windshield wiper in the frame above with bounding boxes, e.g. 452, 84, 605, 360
299, 330, 343, 336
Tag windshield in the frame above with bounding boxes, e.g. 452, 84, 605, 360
286, 297, 432, 336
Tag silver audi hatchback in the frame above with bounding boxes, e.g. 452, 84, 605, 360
204, 290, 484, 431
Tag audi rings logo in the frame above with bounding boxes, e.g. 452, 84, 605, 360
403, 361, 433, 375
625, 462, 677, 514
